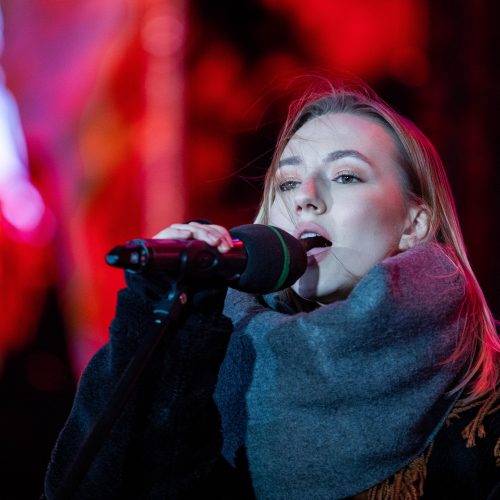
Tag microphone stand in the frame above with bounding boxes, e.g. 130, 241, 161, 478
51, 279, 189, 500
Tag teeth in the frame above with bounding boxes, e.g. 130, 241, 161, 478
300, 232, 320, 239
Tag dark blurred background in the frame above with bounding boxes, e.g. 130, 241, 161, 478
0, 1, 498, 498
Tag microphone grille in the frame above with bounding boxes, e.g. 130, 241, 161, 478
229, 224, 307, 294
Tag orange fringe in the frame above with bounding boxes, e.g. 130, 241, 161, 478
446, 389, 499, 447
365, 444, 434, 500
357, 390, 500, 499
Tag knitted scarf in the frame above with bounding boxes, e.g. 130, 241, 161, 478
216, 242, 467, 499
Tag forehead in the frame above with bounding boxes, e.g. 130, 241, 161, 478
282, 112, 398, 160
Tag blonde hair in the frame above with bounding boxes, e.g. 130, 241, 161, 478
255, 80, 499, 401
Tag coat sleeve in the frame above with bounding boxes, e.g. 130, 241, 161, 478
216, 243, 468, 499
44, 288, 235, 500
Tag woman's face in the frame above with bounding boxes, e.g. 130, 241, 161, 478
269, 112, 412, 303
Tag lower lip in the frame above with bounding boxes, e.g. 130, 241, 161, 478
306, 246, 331, 265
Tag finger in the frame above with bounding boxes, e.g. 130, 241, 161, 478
153, 224, 194, 239
187, 222, 233, 250
211, 225, 234, 253
153, 223, 232, 252
186, 224, 232, 251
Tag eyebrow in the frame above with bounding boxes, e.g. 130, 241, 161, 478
278, 149, 373, 168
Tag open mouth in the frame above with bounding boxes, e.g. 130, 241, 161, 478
299, 233, 333, 253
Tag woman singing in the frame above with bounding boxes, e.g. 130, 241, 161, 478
45, 82, 499, 499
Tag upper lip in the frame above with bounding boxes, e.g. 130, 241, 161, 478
293, 222, 332, 243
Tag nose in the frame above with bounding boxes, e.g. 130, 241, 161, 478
294, 176, 327, 214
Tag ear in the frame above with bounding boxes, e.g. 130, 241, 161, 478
398, 204, 431, 250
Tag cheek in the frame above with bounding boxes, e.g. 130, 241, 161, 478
372, 189, 408, 233
338, 189, 407, 247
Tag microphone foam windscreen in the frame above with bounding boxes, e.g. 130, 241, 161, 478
229, 224, 307, 294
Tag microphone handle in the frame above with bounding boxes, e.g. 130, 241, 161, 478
105, 238, 247, 281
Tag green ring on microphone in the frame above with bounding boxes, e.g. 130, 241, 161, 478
268, 226, 290, 292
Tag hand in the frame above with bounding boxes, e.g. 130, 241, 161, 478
126, 221, 232, 308
153, 222, 234, 254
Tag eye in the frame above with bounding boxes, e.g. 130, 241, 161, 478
333, 173, 362, 184
278, 179, 301, 192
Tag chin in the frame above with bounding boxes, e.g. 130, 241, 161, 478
293, 276, 354, 304
291, 273, 321, 300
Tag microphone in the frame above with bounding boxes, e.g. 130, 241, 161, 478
105, 224, 307, 294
